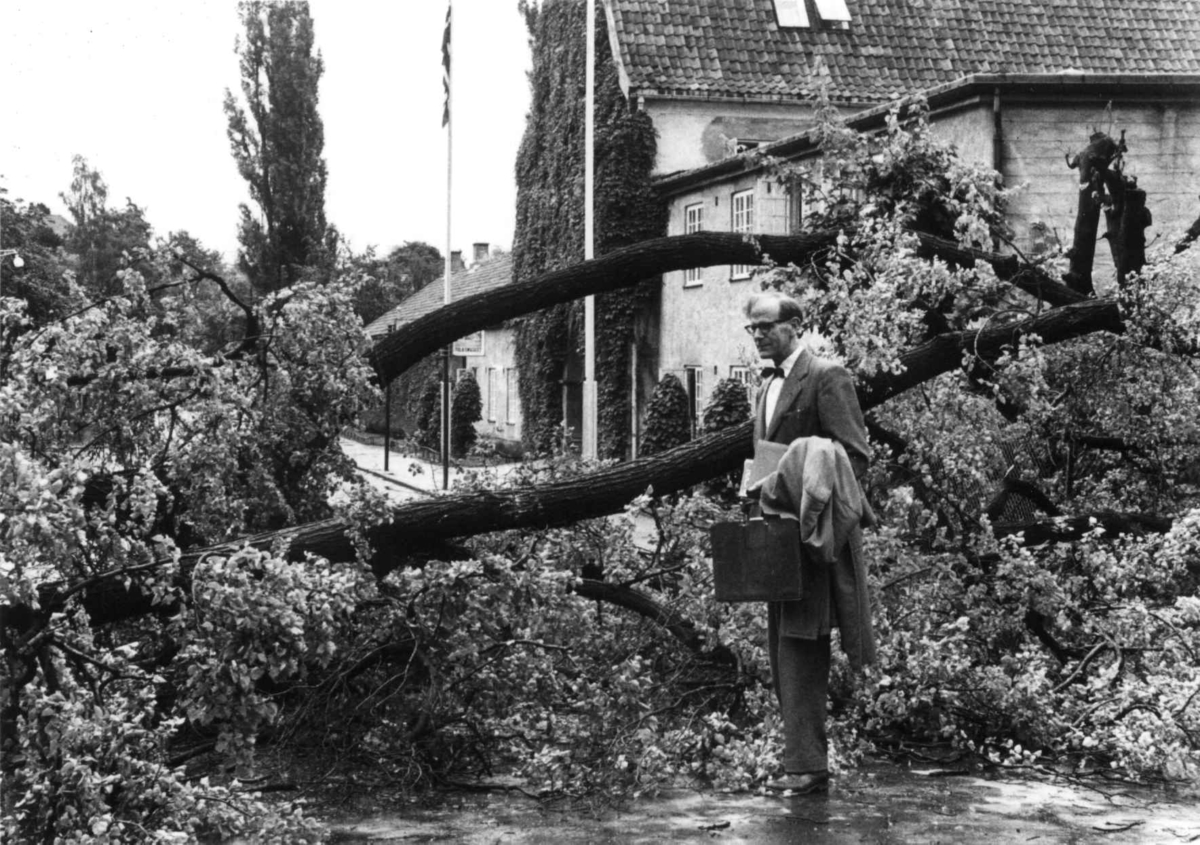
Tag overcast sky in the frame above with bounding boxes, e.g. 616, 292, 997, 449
2, 0, 532, 263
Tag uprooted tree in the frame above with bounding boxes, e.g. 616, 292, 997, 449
3, 107, 1200, 839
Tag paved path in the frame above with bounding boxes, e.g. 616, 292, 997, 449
322, 764, 1200, 844
339, 438, 523, 502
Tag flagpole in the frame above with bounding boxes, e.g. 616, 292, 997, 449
582, 0, 597, 460
442, 1, 453, 490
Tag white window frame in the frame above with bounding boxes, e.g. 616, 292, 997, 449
683, 202, 704, 286
814, 0, 852, 23
488, 367, 499, 422
729, 365, 753, 387
772, 0, 810, 28
731, 188, 755, 279
684, 365, 703, 436
505, 368, 517, 424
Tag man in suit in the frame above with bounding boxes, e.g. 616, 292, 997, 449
744, 290, 876, 794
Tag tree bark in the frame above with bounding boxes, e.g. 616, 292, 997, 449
1103, 173, 1151, 288
1174, 204, 1200, 255
1063, 132, 1126, 296
992, 511, 1174, 546
368, 231, 840, 383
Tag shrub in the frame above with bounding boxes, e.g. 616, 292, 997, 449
414, 377, 441, 451
641, 374, 692, 457
701, 378, 751, 434
451, 371, 483, 457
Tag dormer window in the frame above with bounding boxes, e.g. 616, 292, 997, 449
813, 0, 852, 29
773, 0, 852, 30
772, 0, 810, 28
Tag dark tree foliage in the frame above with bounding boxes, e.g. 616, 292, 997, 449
352, 241, 443, 326
0, 193, 75, 325
451, 371, 483, 457
512, 0, 664, 457
701, 378, 752, 434
160, 230, 249, 354
640, 373, 693, 457
701, 377, 752, 496
59, 156, 154, 299
225, 0, 332, 295
415, 377, 442, 451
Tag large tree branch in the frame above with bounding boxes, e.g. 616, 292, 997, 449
912, 232, 1086, 307
368, 231, 839, 382
992, 511, 1174, 546
1175, 202, 1200, 255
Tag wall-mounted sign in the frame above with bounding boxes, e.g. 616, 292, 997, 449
452, 331, 485, 356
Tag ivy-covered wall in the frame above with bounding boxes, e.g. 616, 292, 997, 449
512, 0, 665, 458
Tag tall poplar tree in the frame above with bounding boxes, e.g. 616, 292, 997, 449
224, 0, 331, 295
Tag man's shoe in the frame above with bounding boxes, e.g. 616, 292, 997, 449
765, 771, 829, 793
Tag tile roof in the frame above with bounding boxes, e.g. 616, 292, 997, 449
606, 0, 1200, 103
364, 254, 513, 340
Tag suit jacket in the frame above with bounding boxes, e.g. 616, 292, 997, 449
754, 348, 877, 668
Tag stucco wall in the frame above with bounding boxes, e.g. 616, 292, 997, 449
658, 170, 777, 418
652, 90, 1200, 412
927, 103, 996, 171
1001, 100, 1200, 292
461, 327, 522, 447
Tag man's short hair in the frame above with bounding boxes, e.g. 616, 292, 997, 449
744, 291, 803, 322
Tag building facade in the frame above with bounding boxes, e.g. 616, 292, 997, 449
651, 73, 1200, 413
366, 244, 523, 453
598, 0, 1200, 442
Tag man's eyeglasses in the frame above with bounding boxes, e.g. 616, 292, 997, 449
744, 320, 783, 336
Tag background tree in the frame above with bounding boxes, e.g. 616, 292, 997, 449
225, 0, 331, 295
58, 155, 154, 299
0, 191, 76, 325
158, 230, 251, 354
350, 240, 443, 326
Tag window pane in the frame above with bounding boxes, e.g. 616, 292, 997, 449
731, 189, 755, 278
684, 203, 704, 285
813, 0, 851, 22
773, 0, 810, 27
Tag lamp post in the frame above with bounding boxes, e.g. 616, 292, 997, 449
0, 249, 25, 295
1, 195, 28, 294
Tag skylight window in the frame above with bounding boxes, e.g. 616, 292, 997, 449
813, 0, 852, 23
772, 0, 810, 28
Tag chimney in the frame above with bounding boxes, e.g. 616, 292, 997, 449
451, 250, 466, 273
472, 242, 490, 265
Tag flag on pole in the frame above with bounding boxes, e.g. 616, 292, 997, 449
441, 3, 452, 127
441, 0, 453, 489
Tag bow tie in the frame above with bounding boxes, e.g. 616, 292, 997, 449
761, 366, 785, 380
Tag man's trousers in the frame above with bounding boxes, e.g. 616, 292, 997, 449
767, 603, 832, 774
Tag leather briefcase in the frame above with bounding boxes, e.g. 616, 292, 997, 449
710, 516, 803, 603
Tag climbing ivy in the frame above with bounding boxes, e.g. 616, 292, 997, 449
513, 0, 665, 457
